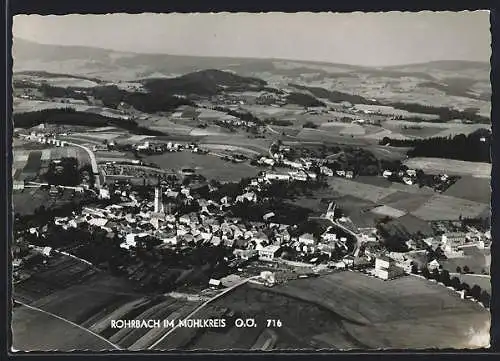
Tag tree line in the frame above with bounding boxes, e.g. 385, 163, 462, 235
90, 85, 195, 113
380, 129, 491, 163
13, 108, 168, 136
413, 264, 490, 308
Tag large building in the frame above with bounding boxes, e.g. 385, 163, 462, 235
374, 256, 405, 280
258, 245, 281, 261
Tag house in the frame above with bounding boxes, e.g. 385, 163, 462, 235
236, 191, 257, 203
428, 259, 441, 270
258, 245, 282, 261
321, 231, 337, 243
210, 236, 222, 246
264, 172, 291, 182
345, 171, 354, 179
283, 159, 303, 169
12, 258, 23, 268
374, 256, 405, 280
441, 232, 467, 251
289, 171, 308, 182
41, 246, 52, 257
336, 170, 346, 177
13, 180, 24, 190
299, 233, 316, 245
320, 166, 334, 176
277, 229, 291, 242
402, 176, 414, 185
263, 212, 275, 221
259, 157, 276, 166
88, 218, 108, 228
233, 249, 258, 260
208, 278, 223, 289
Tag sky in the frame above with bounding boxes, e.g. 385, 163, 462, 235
13, 11, 491, 66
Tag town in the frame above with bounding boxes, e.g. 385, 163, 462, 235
11, 11, 491, 351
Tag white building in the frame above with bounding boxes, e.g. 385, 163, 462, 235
299, 233, 316, 245
258, 245, 281, 261
382, 170, 393, 178
264, 172, 291, 182
320, 166, 334, 176
283, 159, 303, 169
374, 256, 405, 280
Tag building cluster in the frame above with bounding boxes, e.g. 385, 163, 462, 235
21, 165, 365, 280
19, 131, 69, 148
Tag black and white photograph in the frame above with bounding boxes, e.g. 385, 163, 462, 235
10, 11, 492, 351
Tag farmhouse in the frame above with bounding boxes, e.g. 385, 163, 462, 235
258, 245, 281, 261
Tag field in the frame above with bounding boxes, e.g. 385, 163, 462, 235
449, 274, 491, 293
378, 191, 435, 213
12, 254, 200, 351
403, 158, 491, 178
143, 152, 259, 182
370, 205, 407, 218
12, 305, 116, 351
443, 176, 491, 204
440, 246, 491, 276
411, 194, 489, 221
184, 271, 490, 350
328, 177, 399, 203
13, 144, 91, 186
13, 188, 83, 216
353, 104, 440, 120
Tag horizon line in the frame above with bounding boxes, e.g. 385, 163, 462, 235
12, 36, 491, 69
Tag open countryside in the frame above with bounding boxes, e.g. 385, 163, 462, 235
11, 12, 491, 352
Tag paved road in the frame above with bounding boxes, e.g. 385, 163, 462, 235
148, 275, 259, 349
64, 141, 103, 189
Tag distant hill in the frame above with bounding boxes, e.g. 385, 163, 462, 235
142, 69, 267, 96
13, 37, 488, 82
12, 38, 490, 115
383, 60, 490, 72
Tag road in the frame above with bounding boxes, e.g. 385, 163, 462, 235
13, 299, 122, 350
148, 275, 259, 349
310, 215, 362, 255
63, 141, 104, 189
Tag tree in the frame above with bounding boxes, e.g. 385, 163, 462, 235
421, 266, 430, 279
461, 283, 471, 297
463, 265, 470, 274
471, 285, 482, 300
450, 276, 461, 289
431, 268, 440, 280
456, 266, 462, 274
410, 262, 419, 274
480, 290, 490, 308
439, 269, 451, 286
